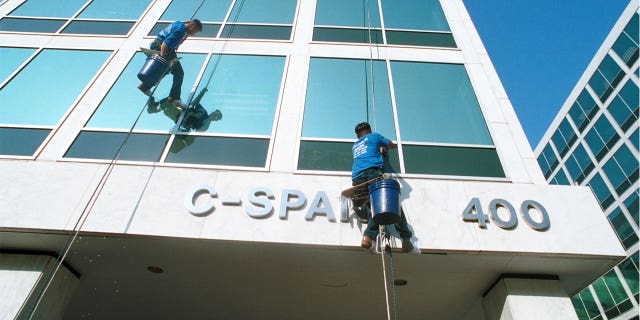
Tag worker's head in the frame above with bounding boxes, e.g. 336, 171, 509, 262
355, 122, 371, 138
186, 19, 203, 35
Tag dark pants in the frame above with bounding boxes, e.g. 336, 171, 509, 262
142, 40, 184, 100
352, 168, 412, 240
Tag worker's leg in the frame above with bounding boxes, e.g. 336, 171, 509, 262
169, 61, 184, 101
394, 208, 412, 239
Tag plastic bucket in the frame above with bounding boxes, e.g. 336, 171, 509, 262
368, 179, 401, 225
137, 54, 169, 88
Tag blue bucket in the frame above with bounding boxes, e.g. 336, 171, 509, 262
137, 54, 169, 88
368, 179, 401, 225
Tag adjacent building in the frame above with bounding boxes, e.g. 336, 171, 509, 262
534, 1, 639, 319
0, 0, 628, 319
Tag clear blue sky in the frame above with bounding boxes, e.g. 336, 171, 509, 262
463, 0, 631, 148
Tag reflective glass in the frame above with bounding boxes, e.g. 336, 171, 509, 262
0, 47, 36, 83
613, 31, 639, 66
578, 289, 601, 319
0, 127, 50, 156
613, 145, 638, 178
303, 58, 395, 139
314, 0, 381, 28
589, 70, 612, 102
386, 30, 456, 48
87, 52, 207, 131
569, 102, 588, 131
65, 131, 168, 161
588, 173, 614, 209
228, 0, 297, 24
297, 141, 355, 172
608, 208, 638, 249
403, 145, 504, 177
10, 0, 86, 18
381, 0, 449, 31
312, 28, 383, 44
608, 95, 634, 131
551, 169, 570, 185
602, 270, 633, 311
165, 136, 269, 167
625, 13, 639, 41
598, 55, 624, 88
0, 49, 110, 126
161, 0, 232, 22
618, 252, 639, 297
630, 129, 639, 154
542, 144, 558, 171
0, 18, 66, 33
537, 156, 550, 178
615, 80, 639, 131
220, 25, 291, 40
188, 54, 285, 135
571, 296, 589, 320
78, 0, 150, 19
149, 22, 222, 38
603, 145, 637, 195
392, 61, 492, 144
61, 21, 135, 35
585, 116, 619, 160
624, 190, 639, 226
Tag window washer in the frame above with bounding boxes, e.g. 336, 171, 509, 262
138, 19, 203, 109
351, 122, 414, 252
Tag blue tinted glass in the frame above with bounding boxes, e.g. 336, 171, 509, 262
573, 144, 592, 169
585, 128, 606, 157
569, 102, 588, 129
604, 156, 627, 191
65, 131, 168, 161
589, 70, 610, 99
613, 145, 637, 177
0, 18, 66, 33
619, 80, 639, 113
630, 128, 639, 152
578, 289, 601, 318
0, 47, 36, 83
78, 0, 150, 19
10, 0, 86, 17
565, 156, 582, 181
589, 174, 613, 206
0, 49, 110, 126
87, 52, 207, 131
62, 21, 134, 35
315, 0, 381, 28
166, 136, 269, 167
559, 119, 576, 144
593, 116, 617, 143
577, 89, 598, 119
188, 54, 285, 135
625, 13, 639, 41
161, 0, 231, 22
303, 58, 395, 139
392, 61, 491, 144
598, 55, 623, 85
537, 156, 549, 175
552, 169, 570, 185
0, 127, 50, 156
543, 143, 558, 167
228, 0, 297, 24
608, 208, 637, 249
381, 0, 449, 31
613, 31, 639, 65
608, 95, 634, 128
623, 191, 639, 226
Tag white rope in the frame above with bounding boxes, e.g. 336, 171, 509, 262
378, 225, 392, 320
365, 0, 378, 131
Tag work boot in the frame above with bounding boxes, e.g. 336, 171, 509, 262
361, 236, 373, 249
401, 238, 414, 253
137, 83, 151, 96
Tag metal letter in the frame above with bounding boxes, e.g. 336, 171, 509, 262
246, 187, 275, 219
489, 199, 517, 229
279, 189, 306, 219
462, 197, 488, 228
520, 200, 550, 231
185, 185, 217, 217
305, 191, 336, 222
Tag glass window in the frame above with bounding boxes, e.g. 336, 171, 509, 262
578, 289, 602, 319
571, 295, 589, 320
165, 136, 269, 167
77, 0, 150, 19
61, 21, 135, 35
161, 0, 232, 22
64, 131, 168, 162
565, 143, 594, 184
608, 80, 639, 131
588, 173, 615, 209
227, 0, 297, 24
594, 270, 634, 318
0, 128, 50, 156
297, 141, 354, 172
385, 30, 456, 48
403, 145, 504, 177
0, 49, 110, 126
585, 116, 619, 161
603, 145, 639, 195
608, 208, 639, 249
314, 0, 381, 28
589, 55, 624, 102
553, 118, 577, 157
220, 25, 292, 40
614, 13, 639, 66
551, 169, 570, 185
86, 52, 207, 131
0, 47, 36, 84
392, 61, 492, 145
618, 251, 639, 299
9, 0, 86, 18
538, 143, 559, 179
381, 0, 449, 31
0, 18, 66, 33
623, 190, 639, 226
630, 128, 639, 153
313, 28, 383, 44
302, 58, 395, 140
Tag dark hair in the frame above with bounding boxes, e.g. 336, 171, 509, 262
354, 122, 371, 133
191, 19, 203, 31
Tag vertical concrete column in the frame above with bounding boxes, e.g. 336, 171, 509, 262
0, 253, 79, 320
482, 275, 577, 320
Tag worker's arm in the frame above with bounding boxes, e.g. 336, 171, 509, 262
160, 42, 170, 58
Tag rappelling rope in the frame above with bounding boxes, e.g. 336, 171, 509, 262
365, 0, 378, 131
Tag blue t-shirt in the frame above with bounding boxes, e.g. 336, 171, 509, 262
352, 132, 390, 179
157, 21, 187, 51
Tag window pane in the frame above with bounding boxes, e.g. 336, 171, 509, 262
312, 27, 383, 44
189, 54, 285, 135
614, 145, 638, 178
613, 32, 639, 66
315, 0, 381, 28
78, 0, 150, 19
593, 278, 616, 312
623, 191, 639, 226
64, 131, 168, 161
586, 116, 619, 160
603, 270, 631, 304
161, 0, 232, 22
220, 25, 291, 40
392, 61, 492, 144
87, 52, 207, 131
385, 30, 456, 48
589, 70, 612, 102
619, 252, 639, 296
585, 129, 606, 160
228, 0, 297, 24
542, 143, 558, 172
598, 55, 624, 88
61, 21, 134, 35
578, 289, 601, 318
608, 95, 635, 131
551, 169, 570, 185
569, 101, 589, 131
573, 144, 594, 182
0, 18, 66, 33
588, 173, 614, 209
617, 80, 639, 129
0, 49, 110, 126
577, 89, 599, 126
165, 136, 269, 167
298, 141, 354, 171
381, 0, 450, 31
608, 208, 638, 249
303, 58, 395, 140
571, 296, 589, 320
150, 22, 221, 37
0, 47, 36, 83
625, 13, 639, 42
403, 145, 504, 177
0, 127, 50, 156
10, 0, 86, 18
537, 156, 550, 177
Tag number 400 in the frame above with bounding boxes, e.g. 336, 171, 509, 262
462, 198, 550, 231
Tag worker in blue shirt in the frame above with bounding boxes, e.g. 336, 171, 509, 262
138, 19, 203, 109
351, 122, 414, 252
